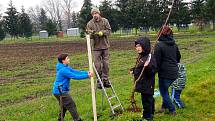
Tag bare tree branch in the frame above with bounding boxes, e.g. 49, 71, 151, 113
61, 0, 73, 28
27, 6, 41, 24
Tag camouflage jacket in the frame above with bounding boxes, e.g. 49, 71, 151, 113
86, 17, 111, 50
171, 63, 186, 90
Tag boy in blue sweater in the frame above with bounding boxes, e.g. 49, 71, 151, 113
52, 53, 93, 121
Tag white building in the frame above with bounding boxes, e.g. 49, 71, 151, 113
67, 28, 79, 36
39, 30, 48, 38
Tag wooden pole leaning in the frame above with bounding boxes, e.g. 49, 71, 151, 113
86, 34, 97, 121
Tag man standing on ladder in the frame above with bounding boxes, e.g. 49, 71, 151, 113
86, 7, 112, 89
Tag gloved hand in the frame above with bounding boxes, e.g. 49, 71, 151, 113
98, 31, 104, 37
95, 31, 104, 37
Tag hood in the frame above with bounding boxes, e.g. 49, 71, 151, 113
135, 37, 151, 56
159, 35, 175, 46
56, 62, 68, 72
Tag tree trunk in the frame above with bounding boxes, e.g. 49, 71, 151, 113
135, 28, 138, 35
213, 20, 215, 31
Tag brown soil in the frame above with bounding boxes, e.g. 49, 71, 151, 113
0, 40, 134, 82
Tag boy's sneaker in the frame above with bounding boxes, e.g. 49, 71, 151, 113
169, 111, 176, 116
142, 118, 153, 121
156, 108, 165, 113
77, 118, 82, 121
173, 99, 185, 109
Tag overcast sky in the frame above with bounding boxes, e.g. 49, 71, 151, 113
0, 0, 112, 13
0, 0, 191, 13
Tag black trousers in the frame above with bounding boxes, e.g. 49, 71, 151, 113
54, 93, 80, 121
141, 93, 155, 120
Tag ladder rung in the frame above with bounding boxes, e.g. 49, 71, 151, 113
108, 95, 116, 100
112, 104, 121, 110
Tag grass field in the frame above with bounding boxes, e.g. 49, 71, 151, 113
0, 34, 215, 121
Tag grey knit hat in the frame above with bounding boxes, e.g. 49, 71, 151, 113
91, 7, 100, 14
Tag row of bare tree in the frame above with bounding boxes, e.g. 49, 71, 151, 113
27, 0, 78, 31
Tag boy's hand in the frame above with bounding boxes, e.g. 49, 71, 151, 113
144, 59, 150, 67
144, 54, 151, 67
88, 71, 94, 77
129, 70, 133, 75
129, 68, 134, 75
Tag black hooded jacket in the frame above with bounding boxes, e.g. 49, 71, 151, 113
154, 35, 181, 80
133, 37, 157, 95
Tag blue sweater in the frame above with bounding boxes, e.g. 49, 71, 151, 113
52, 62, 89, 94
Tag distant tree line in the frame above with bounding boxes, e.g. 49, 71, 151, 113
78, 0, 215, 33
0, 0, 214, 40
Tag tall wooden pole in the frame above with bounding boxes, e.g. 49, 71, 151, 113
86, 34, 97, 121
155, 0, 176, 42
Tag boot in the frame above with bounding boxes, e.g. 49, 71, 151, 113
103, 80, 111, 88
97, 80, 102, 89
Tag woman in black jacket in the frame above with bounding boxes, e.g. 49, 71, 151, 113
154, 26, 181, 114
131, 37, 157, 121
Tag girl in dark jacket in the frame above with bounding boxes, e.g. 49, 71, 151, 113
154, 26, 181, 114
131, 37, 157, 121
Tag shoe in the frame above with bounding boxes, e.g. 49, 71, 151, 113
104, 80, 111, 88
142, 118, 153, 121
97, 82, 102, 89
156, 108, 165, 113
173, 99, 185, 109
76, 118, 82, 121
146, 118, 153, 121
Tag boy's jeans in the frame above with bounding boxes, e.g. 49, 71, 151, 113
159, 78, 175, 112
171, 88, 185, 108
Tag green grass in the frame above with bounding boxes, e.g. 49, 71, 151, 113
0, 35, 84, 44
1, 31, 215, 44
0, 35, 215, 121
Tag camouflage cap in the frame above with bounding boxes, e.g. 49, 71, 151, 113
91, 7, 100, 14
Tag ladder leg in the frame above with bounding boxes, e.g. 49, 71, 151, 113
101, 90, 104, 112
93, 63, 124, 115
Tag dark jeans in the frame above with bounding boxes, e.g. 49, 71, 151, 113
171, 88, 185, 108
158, 78, 175, 112
54, 93, 80, 121
93, 49, 109, 81
141, 93, 155, 120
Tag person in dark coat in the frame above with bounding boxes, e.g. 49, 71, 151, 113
154, 26, 181, 115
130, 37, 157, 121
